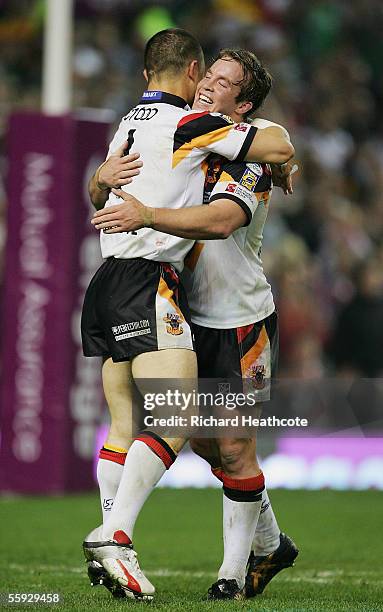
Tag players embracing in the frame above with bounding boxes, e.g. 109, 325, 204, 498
82, 29, 297, 602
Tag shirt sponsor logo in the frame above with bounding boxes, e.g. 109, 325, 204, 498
234, 123, 249, 132
163, 313, 184, 335
141, 90, 162, 100
225, 183, 237, 193
112, 319, 151, 341
246, 162, 263, 176
240, 168, 260, 192
233, 184, 254, 203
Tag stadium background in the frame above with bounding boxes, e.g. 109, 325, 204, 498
0, 2, 382, 610
1, 1, 383, 488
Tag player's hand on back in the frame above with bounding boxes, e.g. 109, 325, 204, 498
97, 144, 143, 190
270, 161, 298, 195
91, 189, 153, 234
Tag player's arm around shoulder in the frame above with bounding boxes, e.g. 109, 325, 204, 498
249, 118, 298, 193
153, 196, 246, 240
148, 158, 263, 239
245, 118, 294, 165
91, 159, 265, 240
91, 188, 247, 240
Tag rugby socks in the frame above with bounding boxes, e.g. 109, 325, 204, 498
101, 433, 176, 541
97, 444, 127, 522
211, 467, 281, 556
134, 431, 177, 469
252, 487, 281, 555
217, 471, 265, 589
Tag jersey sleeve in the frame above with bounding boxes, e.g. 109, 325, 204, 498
105, 119, 126, 160
172, 112, 257, 167
209, 161, 272, 226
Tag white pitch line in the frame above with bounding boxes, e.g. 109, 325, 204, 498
7, 563, 215, 579
6, 564, 382, 586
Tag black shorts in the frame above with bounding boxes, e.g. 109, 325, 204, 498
193, 311, 278, 402
81, 257, 194, 362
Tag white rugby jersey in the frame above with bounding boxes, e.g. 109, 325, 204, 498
183, 118, 278, 328
100, 91, 257, 271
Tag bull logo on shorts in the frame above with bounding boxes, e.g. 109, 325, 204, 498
248, 365, 266, 390
163, 313, 184, 335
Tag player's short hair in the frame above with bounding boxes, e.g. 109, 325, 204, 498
215, 48, 272, 120
144, 29, 205, 81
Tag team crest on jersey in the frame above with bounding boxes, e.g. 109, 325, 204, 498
164, 313, 184, 335
248, 365, 266, 390
240, 168, 261, 192
206, 159, 222, 185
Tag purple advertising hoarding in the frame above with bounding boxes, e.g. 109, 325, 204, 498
0, 111, 112, 493
65, 112, 113, 491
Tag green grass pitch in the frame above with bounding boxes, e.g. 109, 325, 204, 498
0, 489, 382, 611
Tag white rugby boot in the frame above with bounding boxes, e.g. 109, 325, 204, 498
83, 528, 155, 601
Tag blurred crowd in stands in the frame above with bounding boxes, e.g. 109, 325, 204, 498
1, 0, 383, 378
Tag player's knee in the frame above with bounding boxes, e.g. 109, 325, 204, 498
218, 439, 246, 472
218, 439, 256, 475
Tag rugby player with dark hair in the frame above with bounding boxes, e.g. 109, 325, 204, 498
92, 48, 298, 601
82, 29, 293, 602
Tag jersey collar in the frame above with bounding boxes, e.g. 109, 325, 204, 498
140, 90, 190, 109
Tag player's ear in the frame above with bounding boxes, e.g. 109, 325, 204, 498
187, 60, 200, 83
236, 100, 253, 118
143, 68, 148, 83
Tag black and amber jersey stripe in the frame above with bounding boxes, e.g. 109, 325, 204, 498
172, 112, 257, 168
